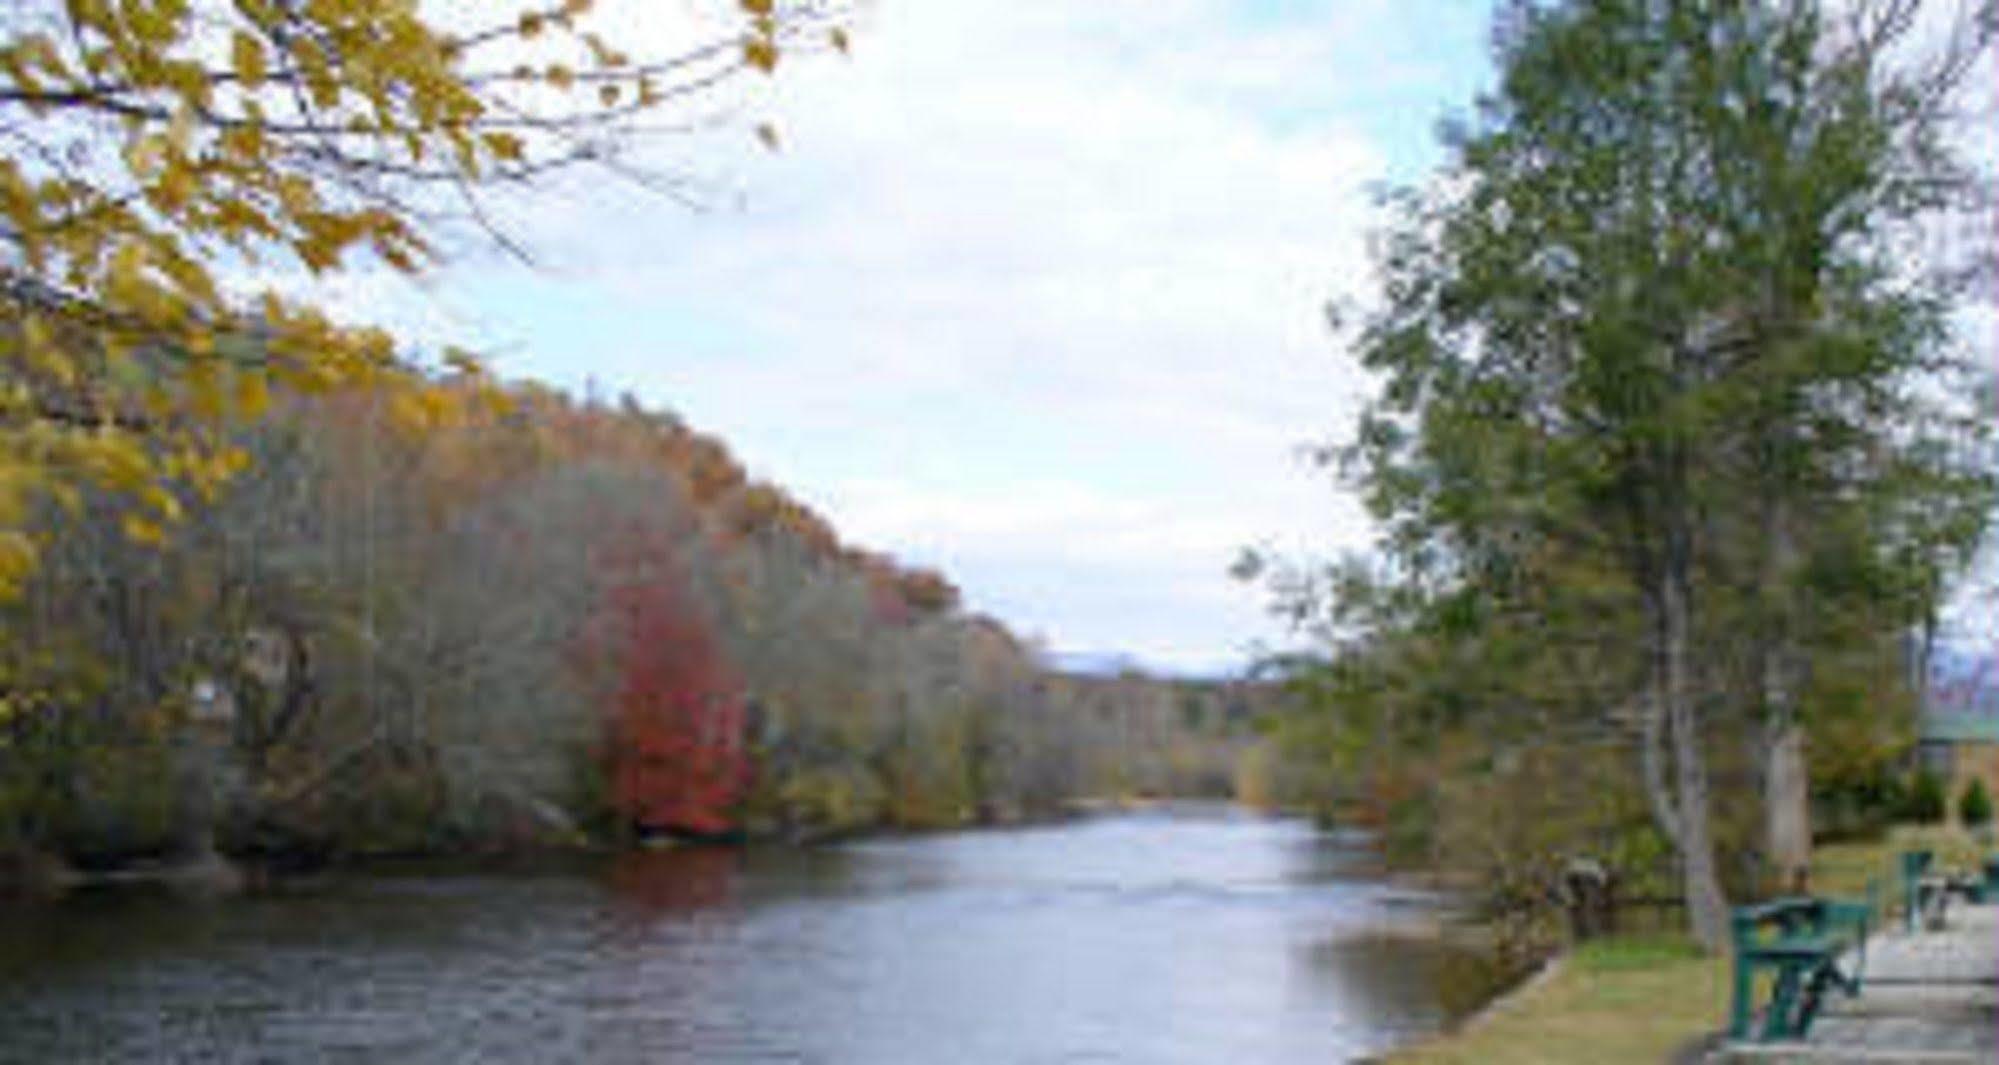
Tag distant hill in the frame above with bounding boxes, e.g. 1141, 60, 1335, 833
1043, 649, 1246, 682
1043, 650, 1150, 677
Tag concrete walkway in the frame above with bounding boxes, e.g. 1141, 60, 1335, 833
1719, 903, 1999, 1064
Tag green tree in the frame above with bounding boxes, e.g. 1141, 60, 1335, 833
1906, 769, 1947, 824
1959, 777, 1993, 828
1316, 0, 1993, 949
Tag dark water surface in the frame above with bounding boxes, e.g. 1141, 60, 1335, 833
0, 808, 1509, 1064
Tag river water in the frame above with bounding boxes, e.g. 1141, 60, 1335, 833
0, 808, 1509, 1064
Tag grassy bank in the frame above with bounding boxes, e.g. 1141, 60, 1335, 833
1387, 826, 1990, 1065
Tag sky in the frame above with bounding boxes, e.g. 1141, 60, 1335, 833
324, 0, 1999, 674
338, 0, 1499, 676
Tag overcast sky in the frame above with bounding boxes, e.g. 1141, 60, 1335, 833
339, 0, 1505, 674
325, 0, 1999, 674
320, 0, 1999, 673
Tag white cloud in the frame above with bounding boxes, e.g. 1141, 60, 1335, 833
353, 0, 1494, 672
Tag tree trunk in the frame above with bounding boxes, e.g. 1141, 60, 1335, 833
1759, 504, 1812, 892
1661, 545, 1730, 951
1762, 714, 1812, 891
1639, 689, 1683, 849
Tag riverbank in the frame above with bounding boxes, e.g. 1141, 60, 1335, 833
1383, 826, 1990, 1065
0, 795, 1231, 899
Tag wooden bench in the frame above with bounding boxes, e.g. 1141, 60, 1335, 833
1729, 894, 1873, 1042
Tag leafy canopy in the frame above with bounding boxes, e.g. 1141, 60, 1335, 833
0, 0, 845, 594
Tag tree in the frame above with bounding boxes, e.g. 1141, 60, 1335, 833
0, 0, 847, 600
1324, 0, 1994, 949
1906, 769, 1947, 823
589, 528, 746, 839
1958, 777, 1992, 828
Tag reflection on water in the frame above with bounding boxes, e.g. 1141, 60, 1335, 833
608, 847, 743, 912
0, 808, 1511, 1064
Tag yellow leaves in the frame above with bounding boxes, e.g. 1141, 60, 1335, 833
120, 0, 182, 48
581, 33, 627, 70
230, 31, 268, 88
91, 432, 154, 493
176, 444, 252, 504
124, 133, 170, 180
0, 160, 35, 242
105, 241, 152, 307
233, 372, 270, 420
378, 375, 478, 434
291, 38, 340, 108
738, 0, 788, 73
121, 513, 167, 546
17, 315, 73, 384
184, 357, 225, 420
829, 28, 851, 55
275, 174, 319, 217
388, 388, 437, 431
147, 153, 197, 213
3, 33, 72, 101
214, 445, 251, 481
43, 481, 82, 518
138, 483, 183, 525
0, 0, 843, 606
212, 196, 278, 245
0, 532, 36, 601
217, 120, 268, 169
483, 131, 525, 162
0, 38, 52, 106
293, 212, 360, 273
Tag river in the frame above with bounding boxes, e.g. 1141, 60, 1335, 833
0, 807, 1510, 1064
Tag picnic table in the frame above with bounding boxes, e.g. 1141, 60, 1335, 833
1729, 893, 1874, 1042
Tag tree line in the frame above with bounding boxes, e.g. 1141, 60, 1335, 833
1, 372, 1276, 872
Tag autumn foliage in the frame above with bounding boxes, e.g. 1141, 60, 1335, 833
586, 528, 747, 839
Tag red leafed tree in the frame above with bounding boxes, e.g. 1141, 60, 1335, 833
586, 525, 748, 838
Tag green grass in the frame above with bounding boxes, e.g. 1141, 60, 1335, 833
1387, 825, 1992, 1065
1574, 935, 1709, 973
1389, 935, 1725, 1065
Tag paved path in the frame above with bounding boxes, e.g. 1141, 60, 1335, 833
1720, 904, 1998, 1064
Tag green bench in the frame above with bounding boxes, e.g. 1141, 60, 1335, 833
1901, 849, 1993, 925
1957, 855, 1999, 905
1900, 850, 1933, 931
1729, 893, 1874, 1042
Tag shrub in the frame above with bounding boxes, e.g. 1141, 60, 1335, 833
1958, 777, 1993, 828
1905, 770, 1948, 824
1812, 769, 1905, 843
